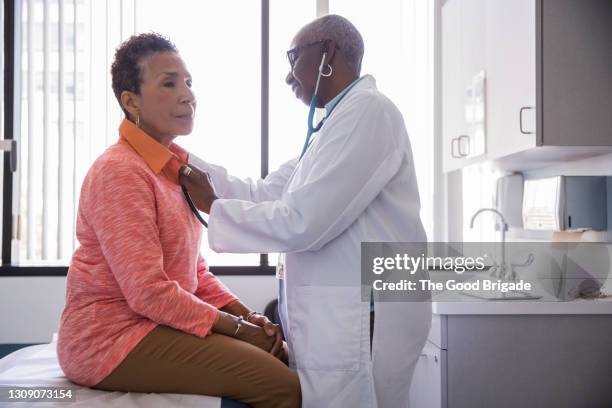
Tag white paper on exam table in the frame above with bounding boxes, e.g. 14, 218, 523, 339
0, 336, 221, 408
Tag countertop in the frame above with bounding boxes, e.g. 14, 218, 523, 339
431, 294, 612, 315
426, 268, 612, 315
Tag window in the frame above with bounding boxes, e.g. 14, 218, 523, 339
329, 0, 435, 240
268, 0, 316, 266
2, 0, 435, 273
137, 1, 262, 266
1, 0, 4, 259
268, 0, 315, 171
11, 0, 270, 267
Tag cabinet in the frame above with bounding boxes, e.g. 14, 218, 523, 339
442, 0, 612, 173
408, 313, 612, 407
442, 0, 486, 172
485, 0, 536, 160
408, 340, 447, 408
441, 0, 463, 172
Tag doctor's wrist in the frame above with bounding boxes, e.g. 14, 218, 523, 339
205, 196, 218, 215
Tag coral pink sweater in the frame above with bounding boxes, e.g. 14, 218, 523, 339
57, 120, 237, 386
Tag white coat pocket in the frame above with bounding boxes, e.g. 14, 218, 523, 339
290, 285, 363, 371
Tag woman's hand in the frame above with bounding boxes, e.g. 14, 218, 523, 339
275, 341, 289, 365
247, 313, 284, 356
178, 164, 217, 214
235, 320, 276, 352
213, 311, 274, 352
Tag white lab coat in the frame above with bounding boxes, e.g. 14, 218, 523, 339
190, 75, 431, 408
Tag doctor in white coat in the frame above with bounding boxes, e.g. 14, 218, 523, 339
180, 15, 432, 408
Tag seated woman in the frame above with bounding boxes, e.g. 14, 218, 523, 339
57, 33, 300, 408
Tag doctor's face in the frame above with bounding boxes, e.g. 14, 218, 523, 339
285, 34, 325, 106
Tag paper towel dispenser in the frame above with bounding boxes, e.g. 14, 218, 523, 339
522, 176, 607, 231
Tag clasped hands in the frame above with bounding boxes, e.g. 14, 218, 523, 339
244, 313, 288, 364
224, 312, 287, 364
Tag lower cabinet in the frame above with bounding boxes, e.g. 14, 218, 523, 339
409, 340, 447, 408
409, 314, 612, 408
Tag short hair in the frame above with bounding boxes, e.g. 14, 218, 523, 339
301, 14, 364, 74
111, 32, 178, 116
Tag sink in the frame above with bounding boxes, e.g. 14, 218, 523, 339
460, 290, 542, 301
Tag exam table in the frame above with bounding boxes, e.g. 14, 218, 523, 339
0, 335, 249, 407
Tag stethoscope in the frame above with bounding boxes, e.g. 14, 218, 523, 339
181, 183, 208, 228
182, 46, 340, 228
300, 49, 333, 159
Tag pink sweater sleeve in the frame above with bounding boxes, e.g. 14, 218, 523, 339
195, 255, 239, 309
87, 160, 218, 338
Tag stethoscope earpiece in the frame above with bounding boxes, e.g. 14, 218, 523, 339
314, 52, 328, 95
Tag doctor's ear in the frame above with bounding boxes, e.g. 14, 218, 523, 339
322, 40, 338, 66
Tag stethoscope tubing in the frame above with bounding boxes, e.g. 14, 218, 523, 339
301, 52, 329, 159
182, 184, 209, 228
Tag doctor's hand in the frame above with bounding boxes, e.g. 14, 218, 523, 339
178, 164, 217, 214
247, 313, 284, 357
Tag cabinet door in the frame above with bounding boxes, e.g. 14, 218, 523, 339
486, 0, 537, 160
409, 340, 447, 408
541, 0, 612, 146
442, 0, 487, 173
442, 0, 466, 172
461, 0, 487, 160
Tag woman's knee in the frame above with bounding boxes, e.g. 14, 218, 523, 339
271, 371, 301, 408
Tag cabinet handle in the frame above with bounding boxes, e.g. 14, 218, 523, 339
419, 353, 439, 363
458, 135, 470, 157
451, 137, 461, 158
520, 107, 535, 135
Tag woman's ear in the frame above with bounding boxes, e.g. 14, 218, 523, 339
120, 90, 140, 121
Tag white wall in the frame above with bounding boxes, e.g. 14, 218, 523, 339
0, 275, 278, 344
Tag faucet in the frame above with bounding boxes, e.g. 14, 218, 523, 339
469, 208, 510, 280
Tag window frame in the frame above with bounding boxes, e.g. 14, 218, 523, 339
0, 0, 275, 276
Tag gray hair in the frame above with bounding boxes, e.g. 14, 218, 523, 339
300, 14, 364, 74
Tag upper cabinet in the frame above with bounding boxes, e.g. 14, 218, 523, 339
442, 0, 612, 173
485, 0, 536, 161
442, 0, 487, 172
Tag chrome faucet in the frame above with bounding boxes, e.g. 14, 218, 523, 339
469, 208, 510, 280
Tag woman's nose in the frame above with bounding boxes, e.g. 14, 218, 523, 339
180, 85, 195, 105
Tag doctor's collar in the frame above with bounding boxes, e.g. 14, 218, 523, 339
324, 75, 365, 115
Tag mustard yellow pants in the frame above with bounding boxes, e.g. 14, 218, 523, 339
94, 325, 301, 408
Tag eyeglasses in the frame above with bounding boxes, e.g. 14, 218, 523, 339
286, 40, 332, 71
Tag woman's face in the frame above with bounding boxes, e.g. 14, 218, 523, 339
125, 52, 196, 145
